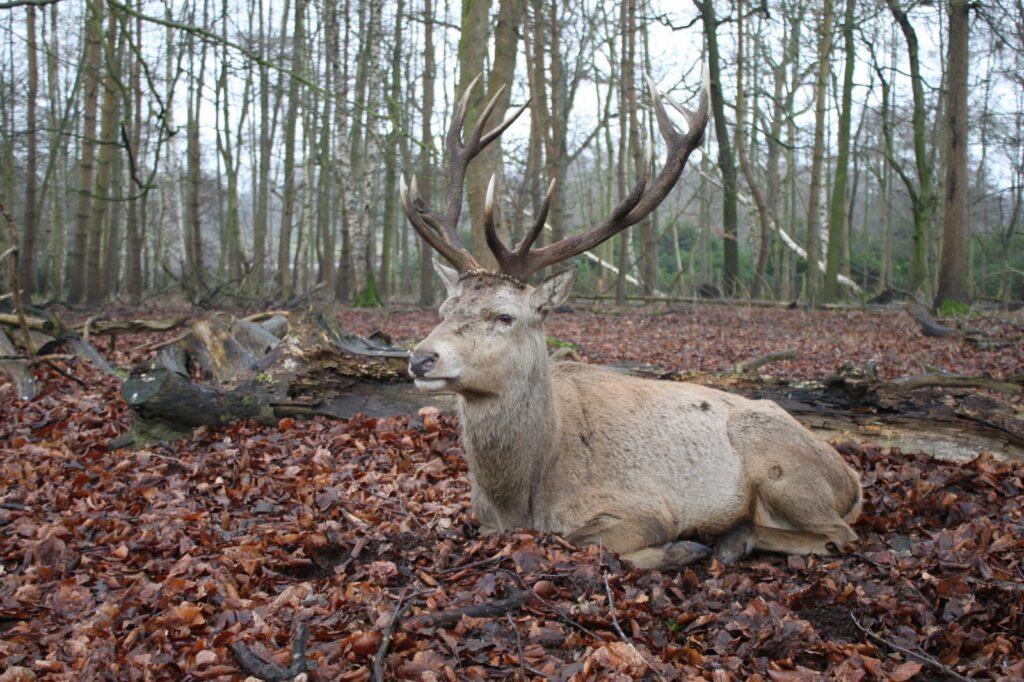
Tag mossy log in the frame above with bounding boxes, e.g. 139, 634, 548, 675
117, 307, 440, 446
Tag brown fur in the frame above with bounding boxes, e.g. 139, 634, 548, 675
410, 265, 862, 569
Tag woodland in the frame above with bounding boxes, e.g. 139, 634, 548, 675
1, 0, 1024, 680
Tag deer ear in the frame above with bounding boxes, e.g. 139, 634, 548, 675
532, 267, 576, 316
432, 260, 461, 296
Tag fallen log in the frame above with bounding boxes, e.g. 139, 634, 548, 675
116, 307, 446, 447
0, 329, 37, 400
675, 364, 1024, 463
734, 349, 797, 374
81, 316, 191, 337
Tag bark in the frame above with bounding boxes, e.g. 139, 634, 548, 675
277, 0, 306, 302
118, 310, 430, 444
348, 0, 383, 302
735, 0, 773, 300
21, 5, 39, 298
418, 0, 437, 307
68, 0, 103, 303
823, 0, 855, 303
333, 0, 353, 302
458, 0, 524, 271
805, 0, 833, 307
695, 0, 739, 297
85, 6, 121, 305
124, 3, 143, 300
934, 0, 970, 308
379, 0, 406, 302
615, 0, 631, 305
252, 0, 270, 294
886, 0, 933, 296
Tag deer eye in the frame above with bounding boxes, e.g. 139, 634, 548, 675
496, 314, 515, 325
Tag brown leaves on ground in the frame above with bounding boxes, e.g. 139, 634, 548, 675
339, 304, 1024, 381
1, 305, 1023, 680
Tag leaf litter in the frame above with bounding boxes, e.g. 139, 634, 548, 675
1, 305, 1022, 680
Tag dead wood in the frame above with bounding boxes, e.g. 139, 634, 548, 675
906, 303, 958, 337
850, 612, 971, 682
406, 590, 531, 630
893, 371, 1022, 394
375, 590, 425, 682
81, 316, 191, 337
0, 329, 37, 400
734, 349, 797, 374
0, 312, 50, 333
118, 307, 443, 446
228, 622, 308, 682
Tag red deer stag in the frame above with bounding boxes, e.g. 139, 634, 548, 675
399, 70, 862, 569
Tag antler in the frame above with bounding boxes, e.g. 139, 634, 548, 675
400, 74, 530, 273
484, 66, 711, 283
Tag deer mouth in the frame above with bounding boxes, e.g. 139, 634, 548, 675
414, 376, 458, 393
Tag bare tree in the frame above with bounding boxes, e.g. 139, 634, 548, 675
934, 0, 970, 307
805, 0, 832, 306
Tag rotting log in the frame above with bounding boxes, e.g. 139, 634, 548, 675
116, 307, 448, 447
734, 349, 797, 374
0, 329, 37, 400
668, 363, 1024, 463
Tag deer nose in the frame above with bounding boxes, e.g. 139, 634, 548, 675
409, 352, 438, 378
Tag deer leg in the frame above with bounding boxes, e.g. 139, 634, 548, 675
622, 541, 713, 570
567, 509, 709, 570
714, 522, 838, 564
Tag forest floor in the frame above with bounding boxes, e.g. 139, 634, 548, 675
1, 303, 1023, 680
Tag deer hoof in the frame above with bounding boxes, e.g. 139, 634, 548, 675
714, 523, 754, 565
664, 540, 713, 567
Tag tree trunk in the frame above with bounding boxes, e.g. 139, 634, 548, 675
934, 0, 970, 308
125, 4, 144, 300
823, 0, 855, 303
695, 0, 739, 297
459, 0, 524, 271
805, 0, 832, 307
21, 5, 39, 298
735, 0, 773, 300
886, 0, 933, 296
379, 0, 406, 303
418, 0, 437, 307
68, 0, 103, 304
85, 6, 122, 305
277, 0, 306, 302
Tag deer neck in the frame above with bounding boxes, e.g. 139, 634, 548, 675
457, 348, 557, 525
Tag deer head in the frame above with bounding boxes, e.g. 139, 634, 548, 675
402, 69, 710, 395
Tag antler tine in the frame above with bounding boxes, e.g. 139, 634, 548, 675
483, 175, 514, 273
401, 173, 481, 273
436, 75, 531, 271
515, 178, 556, 256
480, 98, 531, 149
498, 63, 710, 282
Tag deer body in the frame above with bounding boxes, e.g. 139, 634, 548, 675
413, 268, 861, 569
401, 69, 861, 568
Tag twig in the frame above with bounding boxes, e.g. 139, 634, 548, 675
964, 575, 1024, 592
228, 622, 309, 682
603, 572, 631, 643
82, 315, 106, 343
435, 553, 509, 575
507, 612, 527, 682
407, 590, 531, 629
138, 330, 190, 353
0, 199, 34, 363
374, 589, 424, 682
734, 349, 797, 374
500, 569, 604, 641
28, 353, 75, 366
849, 612, 971, 682
39, 357, 86, 387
